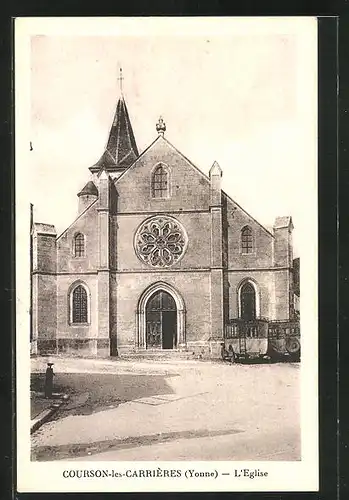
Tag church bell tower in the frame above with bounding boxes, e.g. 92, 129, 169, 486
89, 69, 139, 178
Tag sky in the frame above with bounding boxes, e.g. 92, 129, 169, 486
26, 18, 318, 256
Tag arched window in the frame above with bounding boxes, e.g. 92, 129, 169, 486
152, 164, 169, 198
241, 226, 253, 254
71, 284, 88, 324
74, 233, 85, 257
240, 282, 256, 320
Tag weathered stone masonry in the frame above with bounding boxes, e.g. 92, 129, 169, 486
31, 92, 296, 358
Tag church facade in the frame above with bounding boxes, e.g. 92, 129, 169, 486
31, 93, 297, 359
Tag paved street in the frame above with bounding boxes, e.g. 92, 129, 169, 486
31, 356, 300, 462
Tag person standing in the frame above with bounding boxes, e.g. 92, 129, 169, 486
44, 363, 54, 398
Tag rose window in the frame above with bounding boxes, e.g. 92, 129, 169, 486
135, 216, 188, 267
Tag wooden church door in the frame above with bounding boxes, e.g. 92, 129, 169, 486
241, 282, 256, 321
146, 290, 177, 349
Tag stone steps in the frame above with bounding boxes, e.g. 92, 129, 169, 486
119, 349, 200, 361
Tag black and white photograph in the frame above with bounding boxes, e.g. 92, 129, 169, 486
16, 17, 318, 493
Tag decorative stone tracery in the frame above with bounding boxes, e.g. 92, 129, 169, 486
134, 216, 188, 268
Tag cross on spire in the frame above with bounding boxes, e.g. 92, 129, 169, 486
89, 73, 139, 174
118, 67, 124, 95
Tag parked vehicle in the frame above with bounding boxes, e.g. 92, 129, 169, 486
267, 320, 301, 361
223, 319, 269, 361
222, 318, 300, 362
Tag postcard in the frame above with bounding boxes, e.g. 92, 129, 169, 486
16, 16, 318, 493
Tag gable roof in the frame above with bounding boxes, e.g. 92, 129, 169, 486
113, 134, 273, 236
90, 96, 138, 174
114, 134, 211, 186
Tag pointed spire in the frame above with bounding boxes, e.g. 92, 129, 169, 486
209, 161, 223, 177
77, 180, 98, 197
90, 75, 138, 175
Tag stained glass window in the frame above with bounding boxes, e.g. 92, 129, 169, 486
152, 164, 168, 198
72, 285, 88, 323
241, 226, 253, 254
74, 233, 85, 257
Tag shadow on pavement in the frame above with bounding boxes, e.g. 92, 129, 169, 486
223, 357, 300, 365
31, 371, 177, 419
31, 427, 243, 461
237, 359, 298, 365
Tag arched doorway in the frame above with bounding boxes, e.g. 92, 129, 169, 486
137, 282, 186, 350
146, 290, 177, 349
240, 282, 256, 320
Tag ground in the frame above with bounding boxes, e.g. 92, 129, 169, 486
31, 356, 300, 462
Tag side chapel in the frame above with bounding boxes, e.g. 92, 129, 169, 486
31, 84, 297, 358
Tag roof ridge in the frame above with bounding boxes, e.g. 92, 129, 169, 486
78, 180, 98, 197
56, 198, 98, 240
117, 148, 134, 165
113, 135, 212, 188
90, 95, 138, 173
161, 136, 211, 185
222, 191, 274, 237
112, 134, 273, 237
113, 135, 162, 185
115, 98, 122, 162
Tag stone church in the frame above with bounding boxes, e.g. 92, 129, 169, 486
31, 90, 297, 358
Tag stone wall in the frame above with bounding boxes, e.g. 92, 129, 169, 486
33, 273, 57, 354
56, 202, 99, 273
227, 269, 291, 321
224, 195, 274, 269
115, 136, 210, 213
33, 133, 294, 358
115, 212, 211, 272
114, 271, 211, 351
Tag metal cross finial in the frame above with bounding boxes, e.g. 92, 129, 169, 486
118, 67, 124, 94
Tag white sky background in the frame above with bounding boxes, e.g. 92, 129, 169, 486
29, 19, 317, 256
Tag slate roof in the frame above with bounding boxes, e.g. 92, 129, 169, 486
90, 96, 139, 174
77, 180, 98, 197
